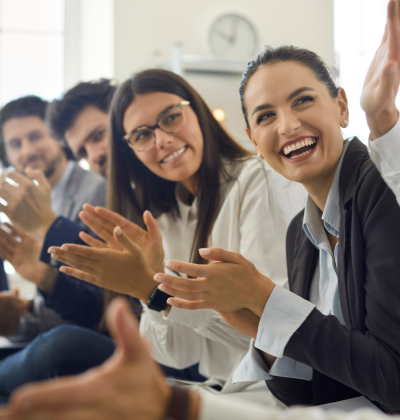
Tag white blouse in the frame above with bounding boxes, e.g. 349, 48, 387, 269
140, 156, 306, 400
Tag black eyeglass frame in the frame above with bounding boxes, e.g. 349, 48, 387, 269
121, 100, 191, 152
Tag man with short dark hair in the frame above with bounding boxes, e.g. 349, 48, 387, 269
0, 95, 107, 340
47, 79, 116, 177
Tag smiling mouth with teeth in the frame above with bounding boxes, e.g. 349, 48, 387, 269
281, 137, 317, 159
161, 146, 188, 163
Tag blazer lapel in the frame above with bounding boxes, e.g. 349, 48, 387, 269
338, 138, 370, 327
290, 226, 319, 300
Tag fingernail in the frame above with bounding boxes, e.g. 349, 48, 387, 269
165, 261, 173, 269
61, 245, 69, 251
60, 266, 66, 273
159, 284, 168, 292
167, 298, 173, 305
116, 226, 122, 236
154, 274, 163, 282
199, 248, 210, 256
48, 247, 55, 253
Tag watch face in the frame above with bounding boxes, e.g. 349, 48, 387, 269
208, 13, 258, 60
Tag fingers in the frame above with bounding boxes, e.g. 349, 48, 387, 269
143, 211, 162, 241
48, 244, 102, 261
94, 207, 133, 230
113, 227, 141, 255
166, 298, 209, 310
158, 283, 208, 302
154, 273, 208, 292
79, 211, 115, 243
50, 252, 98, 275
164, 260, 209, 278
3, 222, 26, 239
78, 232, 108, 249
24, 168, 50, 189
107, 297, 150, 362
198, 247, 242, 264
59, 266, 98, 285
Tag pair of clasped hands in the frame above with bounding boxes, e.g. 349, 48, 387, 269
49, 204, 274, 340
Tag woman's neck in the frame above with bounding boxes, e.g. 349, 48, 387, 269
303, 166, 338, 212
179, 174, 198, 197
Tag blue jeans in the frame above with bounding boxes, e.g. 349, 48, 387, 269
0, 325, 205, 404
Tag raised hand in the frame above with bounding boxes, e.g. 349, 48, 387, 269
0, 169, 57, 240
361, 0, 400, 139
49, 227, 160, 302
154, 247, 276, 316
79, 205, 165, 273
0, 298, 190, 420
0, 223, 57, 292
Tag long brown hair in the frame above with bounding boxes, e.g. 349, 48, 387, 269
102, 69, 251, 313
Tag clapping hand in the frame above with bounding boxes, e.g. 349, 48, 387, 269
361, 0, 400, 139
154, 247, 275, 317
79, 205, 164, 273
48, 226, 160, 302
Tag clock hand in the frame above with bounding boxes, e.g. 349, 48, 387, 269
213, 28, 234, 43
231, 16, 240, 43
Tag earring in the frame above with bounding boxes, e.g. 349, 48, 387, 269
342, 120, 349, 128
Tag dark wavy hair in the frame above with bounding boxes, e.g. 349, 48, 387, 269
240, 45, 339, 129
46, 79, 117, 142
109, 69, 252, 262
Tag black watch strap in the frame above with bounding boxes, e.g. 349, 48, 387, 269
147, 287, 172, 312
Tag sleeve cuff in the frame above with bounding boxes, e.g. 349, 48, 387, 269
255, 285, 315, 357
40, 217, 85, 266
165, 306, 214, 332
369, 115, 400, 175
233, 339, 273, 383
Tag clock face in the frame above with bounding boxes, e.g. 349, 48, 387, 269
208, 13, 258, 60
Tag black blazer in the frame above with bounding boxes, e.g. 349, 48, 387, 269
266, 138, 400, 414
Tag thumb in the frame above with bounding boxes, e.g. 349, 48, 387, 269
114, 226, 141, 255
143, 210, 162, 241
198, 246, 242, 264
106, 297, 149, 362
24, 168, 50, 189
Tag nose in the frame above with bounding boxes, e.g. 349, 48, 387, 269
278, 111, 301, 137
154, 128, 174, 149
20, 139, 38, 160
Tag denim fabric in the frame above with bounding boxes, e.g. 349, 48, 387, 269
0, 324, 205, 403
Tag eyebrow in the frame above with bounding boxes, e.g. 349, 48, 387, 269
129, 103, 176, 134
251, 87, 316, 116
82, 125, 105, 144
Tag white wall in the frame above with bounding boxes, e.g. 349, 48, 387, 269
64, 0, 114, 90
113, 0, 334, 81
112, 0, 334, 144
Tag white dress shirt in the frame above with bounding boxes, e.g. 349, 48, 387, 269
369, 116, 400, 204
140, 157, 307, 403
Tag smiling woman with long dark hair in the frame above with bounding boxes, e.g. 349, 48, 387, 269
154, 1, 400, 413
47, 68, 306, 402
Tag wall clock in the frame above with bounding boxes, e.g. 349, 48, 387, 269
207, 13, 258, 61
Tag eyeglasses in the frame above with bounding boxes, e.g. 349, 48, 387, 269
122, 100, 190, 152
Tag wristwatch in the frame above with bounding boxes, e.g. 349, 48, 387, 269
147, 287, 172, 312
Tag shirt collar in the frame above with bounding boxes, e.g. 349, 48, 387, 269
303, 140, 350, 245
51, 160, 75, 201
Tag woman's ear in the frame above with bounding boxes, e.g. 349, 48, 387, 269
337, 88, 349, 127
245, 128, 265, 159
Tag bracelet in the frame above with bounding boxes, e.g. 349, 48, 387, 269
165, 385, 191, 420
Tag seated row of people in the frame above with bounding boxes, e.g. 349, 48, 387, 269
0, 2, 400, 418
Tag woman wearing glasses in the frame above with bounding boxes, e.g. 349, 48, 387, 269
46, 69, 306, 402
